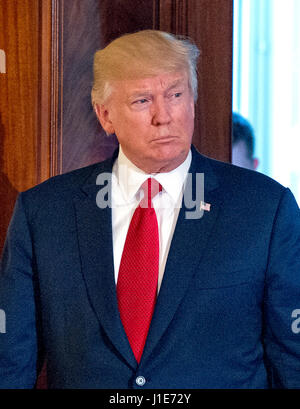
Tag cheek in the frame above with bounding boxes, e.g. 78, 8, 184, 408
179, 109, 194, 133
175, 98, 194, 126
127, 117, 153, 142
124, 111, 150, 130
112, 116, 138, 141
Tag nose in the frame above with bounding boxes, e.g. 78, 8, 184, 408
151, 97, 171, 126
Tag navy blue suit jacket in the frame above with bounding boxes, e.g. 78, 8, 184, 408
0, 146, 300, 388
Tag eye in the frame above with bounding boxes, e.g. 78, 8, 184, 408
133, 98, 149, 105
168, 92, 183, 100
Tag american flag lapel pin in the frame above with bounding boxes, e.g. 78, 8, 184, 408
200, 201, 211, 212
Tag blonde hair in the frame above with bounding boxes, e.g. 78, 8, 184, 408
91, 30, 200, 106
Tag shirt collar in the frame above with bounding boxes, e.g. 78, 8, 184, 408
113, 145, 192, 204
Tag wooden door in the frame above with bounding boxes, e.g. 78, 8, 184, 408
0, 0, 52, 251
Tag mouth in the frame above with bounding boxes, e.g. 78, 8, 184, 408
152, 136, 177, 143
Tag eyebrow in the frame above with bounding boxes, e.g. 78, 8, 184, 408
129, 91, 152, 99
166, 78, 186, 91
129, 78, 186, 99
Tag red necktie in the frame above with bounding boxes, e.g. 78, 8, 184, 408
117, 178, 161, 363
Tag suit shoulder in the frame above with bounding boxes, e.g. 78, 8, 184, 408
24, 162, 100, 193
203, 155, 287, 202
20, 158, 112, 207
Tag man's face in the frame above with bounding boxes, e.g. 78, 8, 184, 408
95, 71, 195, 173
232, 141, 258, 170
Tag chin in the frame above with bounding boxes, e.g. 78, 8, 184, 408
148, 151, 187, 172
158, 145, 187, 160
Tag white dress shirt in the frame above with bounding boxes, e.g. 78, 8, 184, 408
111, 146, 192, 292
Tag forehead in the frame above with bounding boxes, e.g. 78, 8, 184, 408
112, 71, 189, 97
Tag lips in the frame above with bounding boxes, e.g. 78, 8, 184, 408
152, 136, 177, 142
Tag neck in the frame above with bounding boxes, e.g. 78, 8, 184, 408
125, 154, 190, 174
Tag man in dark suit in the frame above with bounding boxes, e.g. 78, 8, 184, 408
0, 30, 300, 389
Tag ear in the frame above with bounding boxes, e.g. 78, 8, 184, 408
94, 103, 115, 135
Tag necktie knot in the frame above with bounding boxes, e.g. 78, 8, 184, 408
140, 178, 162, 208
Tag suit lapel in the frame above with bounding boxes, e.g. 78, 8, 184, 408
73, 153, 137, 370
140, 148, 222, 366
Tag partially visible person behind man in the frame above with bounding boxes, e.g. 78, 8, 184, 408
232, 112, 259, 170
0, 30, 300, 389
